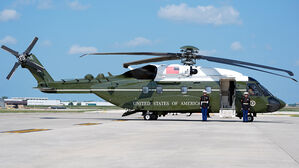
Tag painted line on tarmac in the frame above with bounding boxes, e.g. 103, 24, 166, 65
1, 129, 51, 133
113, 119, 128, 122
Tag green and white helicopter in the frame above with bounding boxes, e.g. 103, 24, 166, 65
2, 37, 296, 121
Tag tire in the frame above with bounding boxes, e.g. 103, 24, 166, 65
144, 114, 151, 120
247, 115, 254, 122
151, 114, 158, 120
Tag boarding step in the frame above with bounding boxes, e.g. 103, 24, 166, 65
219, 109, 236, 118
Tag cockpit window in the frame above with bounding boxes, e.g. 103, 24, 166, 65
247, 83, 262, 96
257, 83, 272, 96
122, 65, 157, 80
248, 77, 273, 96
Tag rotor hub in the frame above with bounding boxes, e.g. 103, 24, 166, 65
179, 46, 199, 66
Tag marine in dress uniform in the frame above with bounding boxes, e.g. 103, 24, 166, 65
241, 92, 250, 122
200, 90, 210, 121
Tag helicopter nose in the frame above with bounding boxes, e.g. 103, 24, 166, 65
267, 97, 285, 112
279, 99, 286, 109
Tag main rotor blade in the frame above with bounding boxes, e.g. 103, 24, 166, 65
234, 63, 297, 82
198, 55, 294, 76
6, 62, 20, 80
207, 59, 297, 82
123, 56, 180, 68
80, 52, 181, 57
1, 45, 19, 57
24, 37, 38, 55
25, 60, 45, 71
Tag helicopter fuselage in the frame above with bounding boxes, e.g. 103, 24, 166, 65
38, 63, 285, 118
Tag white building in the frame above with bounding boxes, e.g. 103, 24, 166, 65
27, 99, 61, 106
6, 97, 62, 106
81, 101, 114, 106
3, 97, 115, 107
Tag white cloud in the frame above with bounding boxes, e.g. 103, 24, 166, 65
0, 36, 17, 44
68, 45, 97, 54
265, 44, 272, 51
68, 1, 90, 10
12, 0, 53, 10
41, 40, 52, 47
230, 41, 242, 51
158, 3, 241, 25
0, 9, 19, 22
123, 37, 152, 47
199, 49, 216, 55
12, 0, 34, 8
37, 0, 53, 9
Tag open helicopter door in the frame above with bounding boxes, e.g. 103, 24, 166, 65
219, 78, 236, 117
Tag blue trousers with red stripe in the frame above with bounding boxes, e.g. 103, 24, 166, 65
201, 108, 208, 121
243, 109, 248, 122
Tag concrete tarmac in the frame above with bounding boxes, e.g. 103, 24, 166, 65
0, 112, 299, 168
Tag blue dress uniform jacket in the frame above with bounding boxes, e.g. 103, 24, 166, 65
241, 97, 251, 110
200, 95, 210, 108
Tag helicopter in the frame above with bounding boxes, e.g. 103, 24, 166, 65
1, 37, 296, 122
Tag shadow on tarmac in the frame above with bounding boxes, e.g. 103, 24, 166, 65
39, 117, 290, 124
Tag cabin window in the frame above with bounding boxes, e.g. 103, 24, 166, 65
181, 86, 188, 94
247, 83, 262, 96
142, 87, 149, 94
156, 86, 163, 94
205, 87, 212, 94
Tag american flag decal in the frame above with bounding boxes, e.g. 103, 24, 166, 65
166, 66, 179, 74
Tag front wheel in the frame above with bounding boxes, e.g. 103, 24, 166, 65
247, 115, 254, 122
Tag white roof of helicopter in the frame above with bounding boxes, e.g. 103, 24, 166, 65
153, 64, 248, 82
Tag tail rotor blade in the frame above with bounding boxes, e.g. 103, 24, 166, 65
1, 45, 19, 57
6, 62, 20, 80
24, 37, 38, 55
25, 60, 44, 71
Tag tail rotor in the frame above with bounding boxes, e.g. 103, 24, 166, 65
1, 37, 45, 80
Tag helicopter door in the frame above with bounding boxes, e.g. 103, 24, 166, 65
219, 78, 236, 117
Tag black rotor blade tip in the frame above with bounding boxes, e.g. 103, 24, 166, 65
1, 45, 19, 56
6, 62, 20, 80
24, 37, 39, 54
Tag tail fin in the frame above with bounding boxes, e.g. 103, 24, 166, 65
25, 54, 54, 84
1, 37, 54, 86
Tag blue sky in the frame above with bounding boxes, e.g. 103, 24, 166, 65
0, 0, 298, 103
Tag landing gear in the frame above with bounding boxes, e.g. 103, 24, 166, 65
247, 114, 254, 122
143, 112, 158, 120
